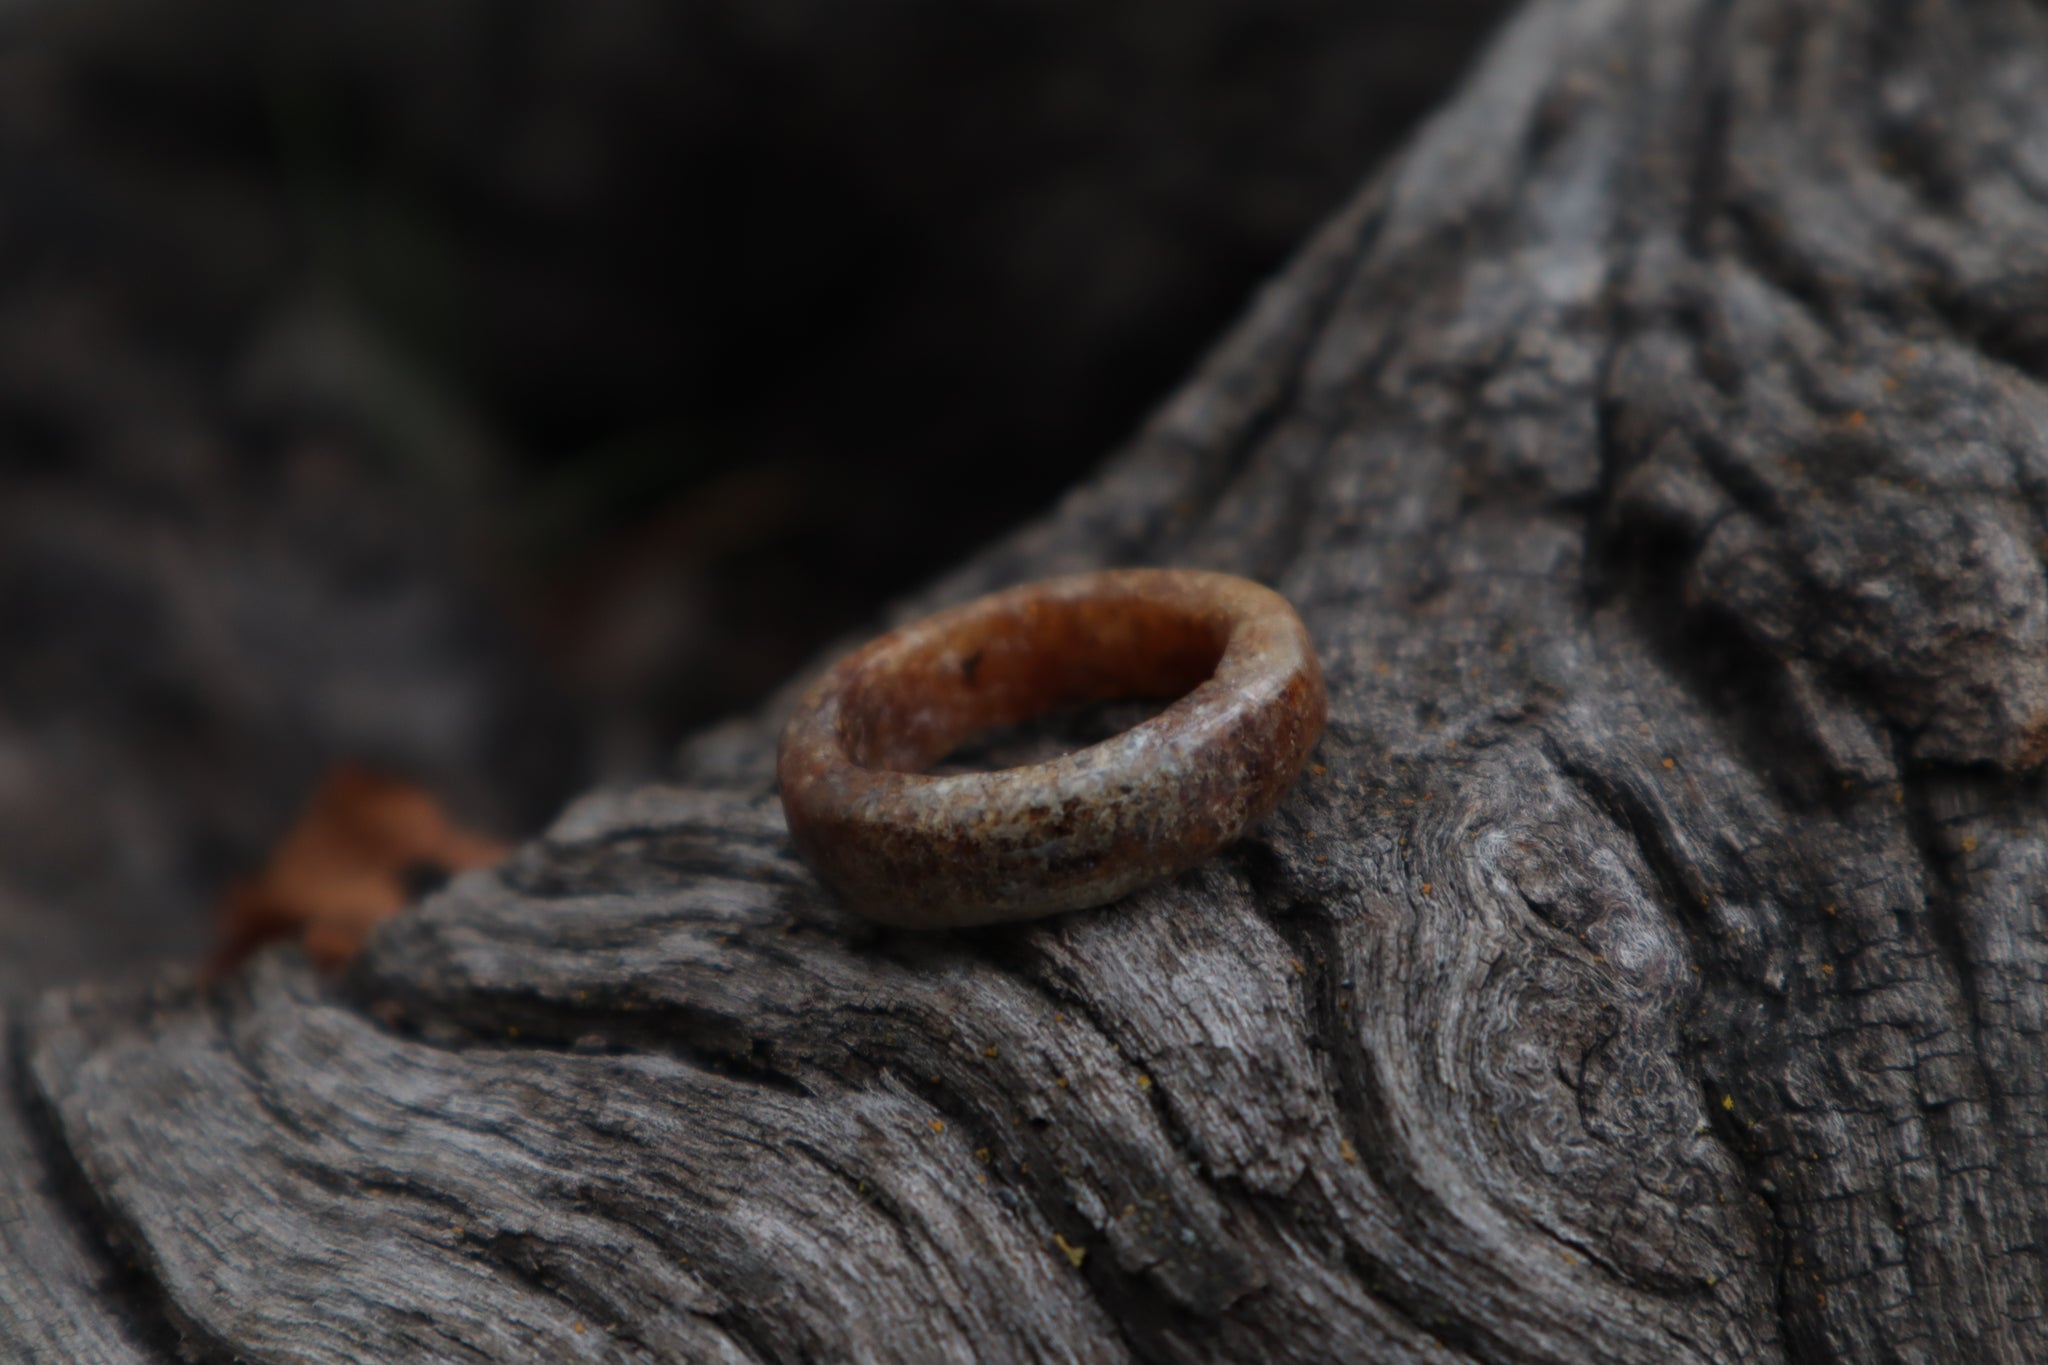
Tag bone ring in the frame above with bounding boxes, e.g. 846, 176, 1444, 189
776, 568, 1326, 929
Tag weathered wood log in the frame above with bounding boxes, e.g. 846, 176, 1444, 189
10, 0, 2048, 1357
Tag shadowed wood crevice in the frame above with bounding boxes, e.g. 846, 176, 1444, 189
0, 1018, 173, 1365
10, 0, 2048, 1359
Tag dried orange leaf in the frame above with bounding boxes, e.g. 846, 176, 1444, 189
208, 764, 507, 978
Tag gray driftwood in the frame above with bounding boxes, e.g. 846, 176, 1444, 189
11, 0, 2048, 1358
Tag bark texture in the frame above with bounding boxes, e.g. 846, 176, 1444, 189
10, 0, 2048, 1359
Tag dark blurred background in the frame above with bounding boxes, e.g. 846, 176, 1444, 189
0, 0, 1512, 989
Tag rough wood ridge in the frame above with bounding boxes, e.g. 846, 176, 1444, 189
9, 0, 2048, 1358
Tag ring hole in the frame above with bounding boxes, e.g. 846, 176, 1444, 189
926, 697, 1177, 774
838, 594, 1230, 773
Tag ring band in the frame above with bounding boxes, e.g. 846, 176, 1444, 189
776, 568, 1326, 928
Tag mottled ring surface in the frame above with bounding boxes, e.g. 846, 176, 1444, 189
776, 568, 1327, 928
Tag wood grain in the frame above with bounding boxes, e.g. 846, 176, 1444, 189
10, 0, 2048, 1358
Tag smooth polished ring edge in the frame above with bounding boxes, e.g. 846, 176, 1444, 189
775, 568, 1326, 929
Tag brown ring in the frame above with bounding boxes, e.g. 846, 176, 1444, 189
776, 568, 1326, 928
